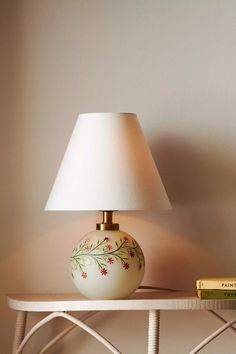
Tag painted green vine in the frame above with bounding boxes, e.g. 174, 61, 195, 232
70, 236, 144, 279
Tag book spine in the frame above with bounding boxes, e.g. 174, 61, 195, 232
196, 280, 236, 290
197, 289, 236, 299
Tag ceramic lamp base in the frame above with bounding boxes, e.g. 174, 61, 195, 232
70, 229, 145, 299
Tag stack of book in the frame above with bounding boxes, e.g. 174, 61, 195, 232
196, 277, 236, 299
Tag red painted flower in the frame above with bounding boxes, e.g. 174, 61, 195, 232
81, 272, 87, 278
124, 236, 129, 241
107, 257, 114, 264
123, 262, 130, 270
104, 237, 110, 242
100, 268, 108, 276
129, 251, 135, 258
105, 244, 113, 251
84, 245, 90, 251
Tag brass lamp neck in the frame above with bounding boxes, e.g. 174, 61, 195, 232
96, 211, 119, 231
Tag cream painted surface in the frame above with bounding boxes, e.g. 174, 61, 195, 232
1, 1, 236, 353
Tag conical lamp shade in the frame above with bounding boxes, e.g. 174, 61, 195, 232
46, 113, 171, 211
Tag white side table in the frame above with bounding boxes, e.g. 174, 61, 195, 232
7, 291, 236, 354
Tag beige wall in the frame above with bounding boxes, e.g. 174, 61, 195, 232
1, 1, 236, 353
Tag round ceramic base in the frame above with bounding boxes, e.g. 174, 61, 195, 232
70, 229, 145, 299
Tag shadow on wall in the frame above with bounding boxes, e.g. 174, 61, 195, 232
136, 134, 236, 289
151, 134, 236, 206
150, 134, 236, 239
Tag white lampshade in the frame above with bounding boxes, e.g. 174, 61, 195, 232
46, 113, 171, 211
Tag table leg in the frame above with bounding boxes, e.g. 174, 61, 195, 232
12, 311, 27, 354
148, 310, 160, 354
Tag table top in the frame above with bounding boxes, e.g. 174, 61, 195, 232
7, 291, 236, 312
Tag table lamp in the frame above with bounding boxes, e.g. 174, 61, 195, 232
46, 113, 171, 299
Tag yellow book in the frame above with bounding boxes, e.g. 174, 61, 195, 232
196, 277, 236, 290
